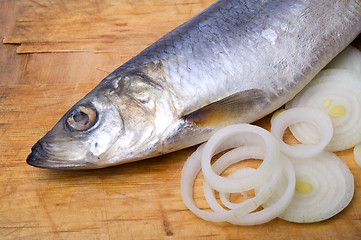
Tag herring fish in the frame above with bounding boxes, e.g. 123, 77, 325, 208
27, 0, 361, 169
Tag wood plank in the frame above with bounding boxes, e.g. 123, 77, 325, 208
4, 0, 216, 54
1, 0, 361, 239
0, 0, 29, 86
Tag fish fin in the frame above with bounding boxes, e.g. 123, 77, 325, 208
182, 89, 267, 128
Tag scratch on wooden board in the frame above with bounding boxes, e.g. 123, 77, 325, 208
197, 234, 219, 238
48, 230, 82, 233
0, 225, 43, 237
353, 211, 361, 228
41, 91, 50, 113
158, 202, 173, 236
0, 91, 9, 99
158, 159, 184, 192
20, 54, 30, 81
159, 169, 179, 191
47, 226, 101, 234
33, 183, 60, 233
28, 0, 49, 8
99, 179, 111, 239
104, 218, 156, 222
96, 67, 113, 74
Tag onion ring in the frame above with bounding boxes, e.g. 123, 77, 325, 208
201, 124, 280, 193
203, 148, 296, 225
219, 168, 256, 210
279, 151, 354, 223
286, 69, 361, 151
181, 144, 279, 223
202, 146, 282, 220
271, 107, 333, 158
354, 143, 361, 168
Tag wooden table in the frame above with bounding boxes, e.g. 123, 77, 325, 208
1, 0, 360, 239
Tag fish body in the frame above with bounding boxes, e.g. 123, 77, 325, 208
27, 0, 361, 169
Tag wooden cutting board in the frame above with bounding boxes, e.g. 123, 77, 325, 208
1, 0, 360, 239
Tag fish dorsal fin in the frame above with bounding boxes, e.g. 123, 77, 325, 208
182, 89, 267, 128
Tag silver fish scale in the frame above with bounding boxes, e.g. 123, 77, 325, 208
122, 0, 361, 117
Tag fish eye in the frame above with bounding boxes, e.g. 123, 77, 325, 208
66, 106, 97, 131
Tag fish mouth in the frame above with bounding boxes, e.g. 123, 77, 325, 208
26, 141, 95, 169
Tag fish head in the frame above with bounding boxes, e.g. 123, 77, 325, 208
27, 70, 171, 169
26, 89, 125, 169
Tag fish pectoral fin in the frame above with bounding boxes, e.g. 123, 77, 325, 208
182, 89, 267, 128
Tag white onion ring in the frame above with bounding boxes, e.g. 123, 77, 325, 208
219, 168, 256, 210
287, 93, 358, 148
203, 149, 296, 225
202, 146, 265, 213
181, 144, 271, 222
326, 45, 361, 73
287, 85, 361, 151
201, 124, 280, 193
271, 107, 333, 158
270, 109, 285, 126
202, 146, 282, 219
181, 144, 225, 222
286, 69, 361, 151
279, 151, 354, 223
228, 156, 295, 225
354, 143, 361, 168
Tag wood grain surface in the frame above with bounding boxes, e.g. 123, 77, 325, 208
1, 0, 361, 239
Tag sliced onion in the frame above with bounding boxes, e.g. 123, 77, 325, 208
181, 142, 295, 225
354, 143, 361, 168
270, 109, 285, 126
218, 168, 256, 210
180, 124, 292, 224
181, 144, 225, 222
279, 151, 354, 223
286, 69, 361, 151
203, 150, 295, 225
326, 45, 361, 73
271, 107, 333, 158
201, 124, 280, 193
180, 144, 280, 223
202, 146, 282, 221
202, 146, 269, 214
202, 146, 266, 214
